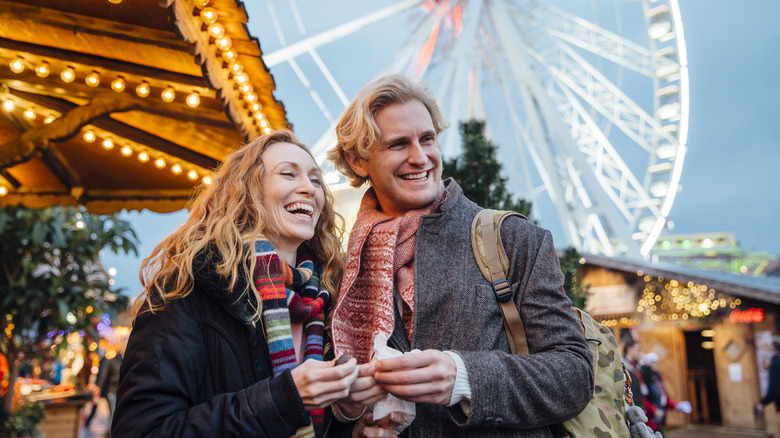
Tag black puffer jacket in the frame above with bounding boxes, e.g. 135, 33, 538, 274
112, 251, 350, 437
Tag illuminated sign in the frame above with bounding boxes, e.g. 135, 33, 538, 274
729, 308, 764, 324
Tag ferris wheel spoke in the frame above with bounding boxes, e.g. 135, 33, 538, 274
526, 3, 677, 79
263, 0, 425, 67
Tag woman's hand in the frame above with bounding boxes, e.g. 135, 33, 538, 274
291, 356, 359, 411
351, 412, 403, 438
335, 361, 389, 418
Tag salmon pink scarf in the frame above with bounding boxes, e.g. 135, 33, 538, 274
332, 185, 444, 363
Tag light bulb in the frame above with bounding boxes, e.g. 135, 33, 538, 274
2, 100, 14, 112
207, 23, 225, 38
240, 84, 253, 94
202, 175, 213, 185
215, 36, 232, 51
263, 127, 271, 134
200, 7, 218, 24
186, 91, 200, 108
154, 157, 166, 168
187, 169, 198, 180
111, 77, 126, 93
251, 103, 262, 112
61, 66, 76, 83
9, 57, 24, 73
23, 107, 36, 120
259, 119, 268, 128
44, 115, 56, 124
136, 81, 150, 98
85, 71, 100, 87
253, 111, 264, 121
229, 62, 243, 74
161, 86, 176, 103
171, 163, 182, 174
221, 50, 237, 62
193, 0, 209, 8
35, 62, 50, 78
83, 130, 96, 143
137, 151, 149, 162
120, 145, 133, 156
0, 186, 7, 196
244, 93, 257, 103
234, 72, 248, 84
102, 138, 115, 150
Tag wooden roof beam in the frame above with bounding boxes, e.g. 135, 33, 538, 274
6, 90, 219, 170
0, 1, 188, 52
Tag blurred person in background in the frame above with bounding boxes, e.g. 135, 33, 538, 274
639, 352, 691, 435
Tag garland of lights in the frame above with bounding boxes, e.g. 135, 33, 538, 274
635, 270, 740, 321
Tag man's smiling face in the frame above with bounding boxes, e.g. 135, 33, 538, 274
347, 99, 441, 217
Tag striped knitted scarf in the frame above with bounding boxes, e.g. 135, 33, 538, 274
331, 185, 443, 363
252, 239, 329, 438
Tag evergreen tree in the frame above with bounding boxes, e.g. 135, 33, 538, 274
443, 119, 533, 217
443, 119, 586, 306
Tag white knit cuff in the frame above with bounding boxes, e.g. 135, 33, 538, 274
444, 350, 472, 406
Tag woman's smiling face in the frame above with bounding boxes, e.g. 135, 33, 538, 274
261, 142, 325, 259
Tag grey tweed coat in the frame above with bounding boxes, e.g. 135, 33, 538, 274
385, 179, 594, 437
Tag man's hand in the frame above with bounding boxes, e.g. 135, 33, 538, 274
373, 349, 456, 405
352, 412, 404, 438
290, 356, 358, 411
336, 361, 389, 418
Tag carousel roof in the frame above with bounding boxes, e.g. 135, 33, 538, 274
0, 0, 288, 213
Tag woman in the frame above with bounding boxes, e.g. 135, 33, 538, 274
113, 131, 391, 437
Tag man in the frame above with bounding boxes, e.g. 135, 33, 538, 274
757, 336, 780, 437
621, 337, 645, 409
327, 74, 593, 437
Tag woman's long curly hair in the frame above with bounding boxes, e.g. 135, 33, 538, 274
134, 130, 345, 324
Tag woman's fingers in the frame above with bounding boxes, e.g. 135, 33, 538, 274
291, 358, 359, 410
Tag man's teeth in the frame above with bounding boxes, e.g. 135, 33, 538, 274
285, 203, 313, 215
401, 171, 428, 181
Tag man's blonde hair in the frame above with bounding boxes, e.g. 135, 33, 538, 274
327, 74, 449, 187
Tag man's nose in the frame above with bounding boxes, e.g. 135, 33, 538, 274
407, 142, 428, 165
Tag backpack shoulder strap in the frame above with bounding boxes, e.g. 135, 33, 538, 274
471, 209, 529, 355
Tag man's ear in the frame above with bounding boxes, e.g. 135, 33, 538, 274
346, 153, 369, 178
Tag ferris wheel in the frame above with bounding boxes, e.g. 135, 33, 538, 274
252, 0, 689, 259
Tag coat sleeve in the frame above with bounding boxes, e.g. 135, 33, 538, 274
112, 301, 310, 438
450, 223, 594, 429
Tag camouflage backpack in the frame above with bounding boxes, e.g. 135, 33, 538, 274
471, 209, 631, 438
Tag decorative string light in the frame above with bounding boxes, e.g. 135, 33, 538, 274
202, 175, 213, 185
44, 115, 56, 124
35, 62, 50, 78
251, 103, 262, 112
101, 138, 115, 150
2, 100, 15, 112
234, 72, 248, 84
60, 66, 76, 83
83, 129, 96, 143
240, 84, 253, 95
171, 163, 183, 174
137, 151, 150, 163
186, 91, 200, 108
215, 37, 232, 51
9, 57, 24, 74
187, 169, 198, 180
263, 127, 271, 134
23, 107, 36, 120
154, 157, 166, 169
200, 7, 218, 24
221, 49, 237, 62
229, 62, 243, 75
0, 186, 7, 196
245, 93, 258, 103
111, 77, 126, 93
136, 81, 151, 98
120, 144, 133, 156
85, 71, 101, 87
207, 23, 225, 38
635, 272, 740, 321
161, 86, 176, 103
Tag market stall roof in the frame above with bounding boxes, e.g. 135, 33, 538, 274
581, 253, 780, 305
0, 0, 288, 213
